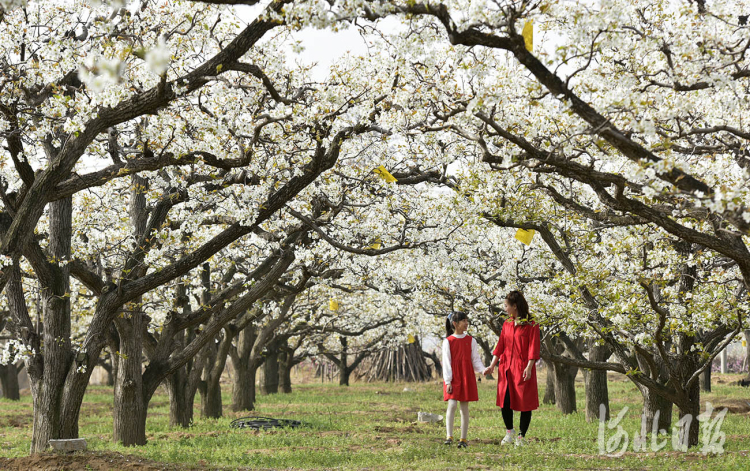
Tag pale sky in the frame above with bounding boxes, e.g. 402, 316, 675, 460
234, 2, 372, 81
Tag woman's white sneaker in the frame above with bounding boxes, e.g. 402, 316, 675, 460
515, 435, 525, 447
501, 429, 515, 445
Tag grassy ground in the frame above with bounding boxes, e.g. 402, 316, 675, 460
0, 370, 749, 470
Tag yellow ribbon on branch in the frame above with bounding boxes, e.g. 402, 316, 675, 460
373, 165, 398, 183
515, 228, 536, 246
329, 299, 339, 312
522, 21, 533, 52
367, 237, 382, 250
407, 334, 416, 344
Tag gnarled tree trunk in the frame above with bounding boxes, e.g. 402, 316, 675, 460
278, 338, 293, 393
260, 338, 280, 394
28, 198, 75, 453
675, 355, 701, 448
200, 328, 231, 419
639, 386, 672, 435
165, 361, 201, 429
112, 309, 148, 446
232, 360, 260, 412
543, 362, 555, 405
700, 367, 711, 393
0, 363, 21, 400
551, 360, 578, 415
231, 325, 261, 411
584, 345, 611, 422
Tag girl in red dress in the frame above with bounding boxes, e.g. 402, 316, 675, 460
442, 312, 486, 448
483, 291, 540, 447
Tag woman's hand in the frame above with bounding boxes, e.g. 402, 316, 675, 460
446, 383, 453, 394
522, 364, 533, 381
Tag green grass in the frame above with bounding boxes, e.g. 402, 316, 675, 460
1, 371, 749, 470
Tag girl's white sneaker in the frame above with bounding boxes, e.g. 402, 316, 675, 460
515, 435, 525, 447
501, 429, 515, 445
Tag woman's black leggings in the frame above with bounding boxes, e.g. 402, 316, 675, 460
501, 384, 532, 436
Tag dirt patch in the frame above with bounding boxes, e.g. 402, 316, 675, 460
711, 398, 750, 414
373, 425, 420, 434
0, 451, 204, 470
0, 412, 32, 428
470, 436, 561, 446
150, 431, 223, 440
80, 402, 114, 416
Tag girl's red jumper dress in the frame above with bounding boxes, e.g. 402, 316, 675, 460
443, 334, 479, 402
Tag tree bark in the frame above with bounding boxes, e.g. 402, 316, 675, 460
163, 276, 206, 428
744, 329, 750, 375
543, 362, 555, 405
639, 386, 673, 435
29, 197, 74, 453
112, 174, 152, 445
0, 363, 21, 400
195, 263, 227, 419
700, 367, 711, 393
278, 338, 293, 393
231, 325, 260, 411
199, 329, 231, 419
676, 393, 700, 449
339, 366, 351, 386
232, 360, 259, 412
261, 338, 280, 394
424, 350, 441, 378
584, 345, 611, 422
675, 354, 701, 448
165, 366, 198, 428
112, 310, 148, 446
551, 360, 577, 415
200, 370, 223, 418
338, 337, 350, 386
106, 325, 120, 388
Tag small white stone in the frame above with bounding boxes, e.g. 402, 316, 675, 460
48, 438, 87, 452
417, 412, 443, 423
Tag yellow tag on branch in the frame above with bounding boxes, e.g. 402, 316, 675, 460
743, 340, 747, 347
329, 299, 339, 312
407, 334, 416, 344
515, 228, 536, 246
522, 21, 533, 52
373, 165, 398, 183
367, 237, 382, 250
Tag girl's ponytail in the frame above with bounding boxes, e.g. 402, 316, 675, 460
445, 313, 454, 337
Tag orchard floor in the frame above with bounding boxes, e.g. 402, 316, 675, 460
1, 369, 749, 470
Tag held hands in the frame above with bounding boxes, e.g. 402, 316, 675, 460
482, 366, 493, 376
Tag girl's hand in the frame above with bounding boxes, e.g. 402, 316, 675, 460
522, 364, 533, 381
446, 383, 453, 394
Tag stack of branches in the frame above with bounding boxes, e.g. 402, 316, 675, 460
366, 339, 431, 382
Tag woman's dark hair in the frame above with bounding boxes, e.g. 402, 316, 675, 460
446, 311, 469, 336
506, 290, 531, 320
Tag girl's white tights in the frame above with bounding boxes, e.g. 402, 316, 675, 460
445, 399, 469, 439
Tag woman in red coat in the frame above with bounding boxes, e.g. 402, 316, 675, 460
484, 290, 540, 447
